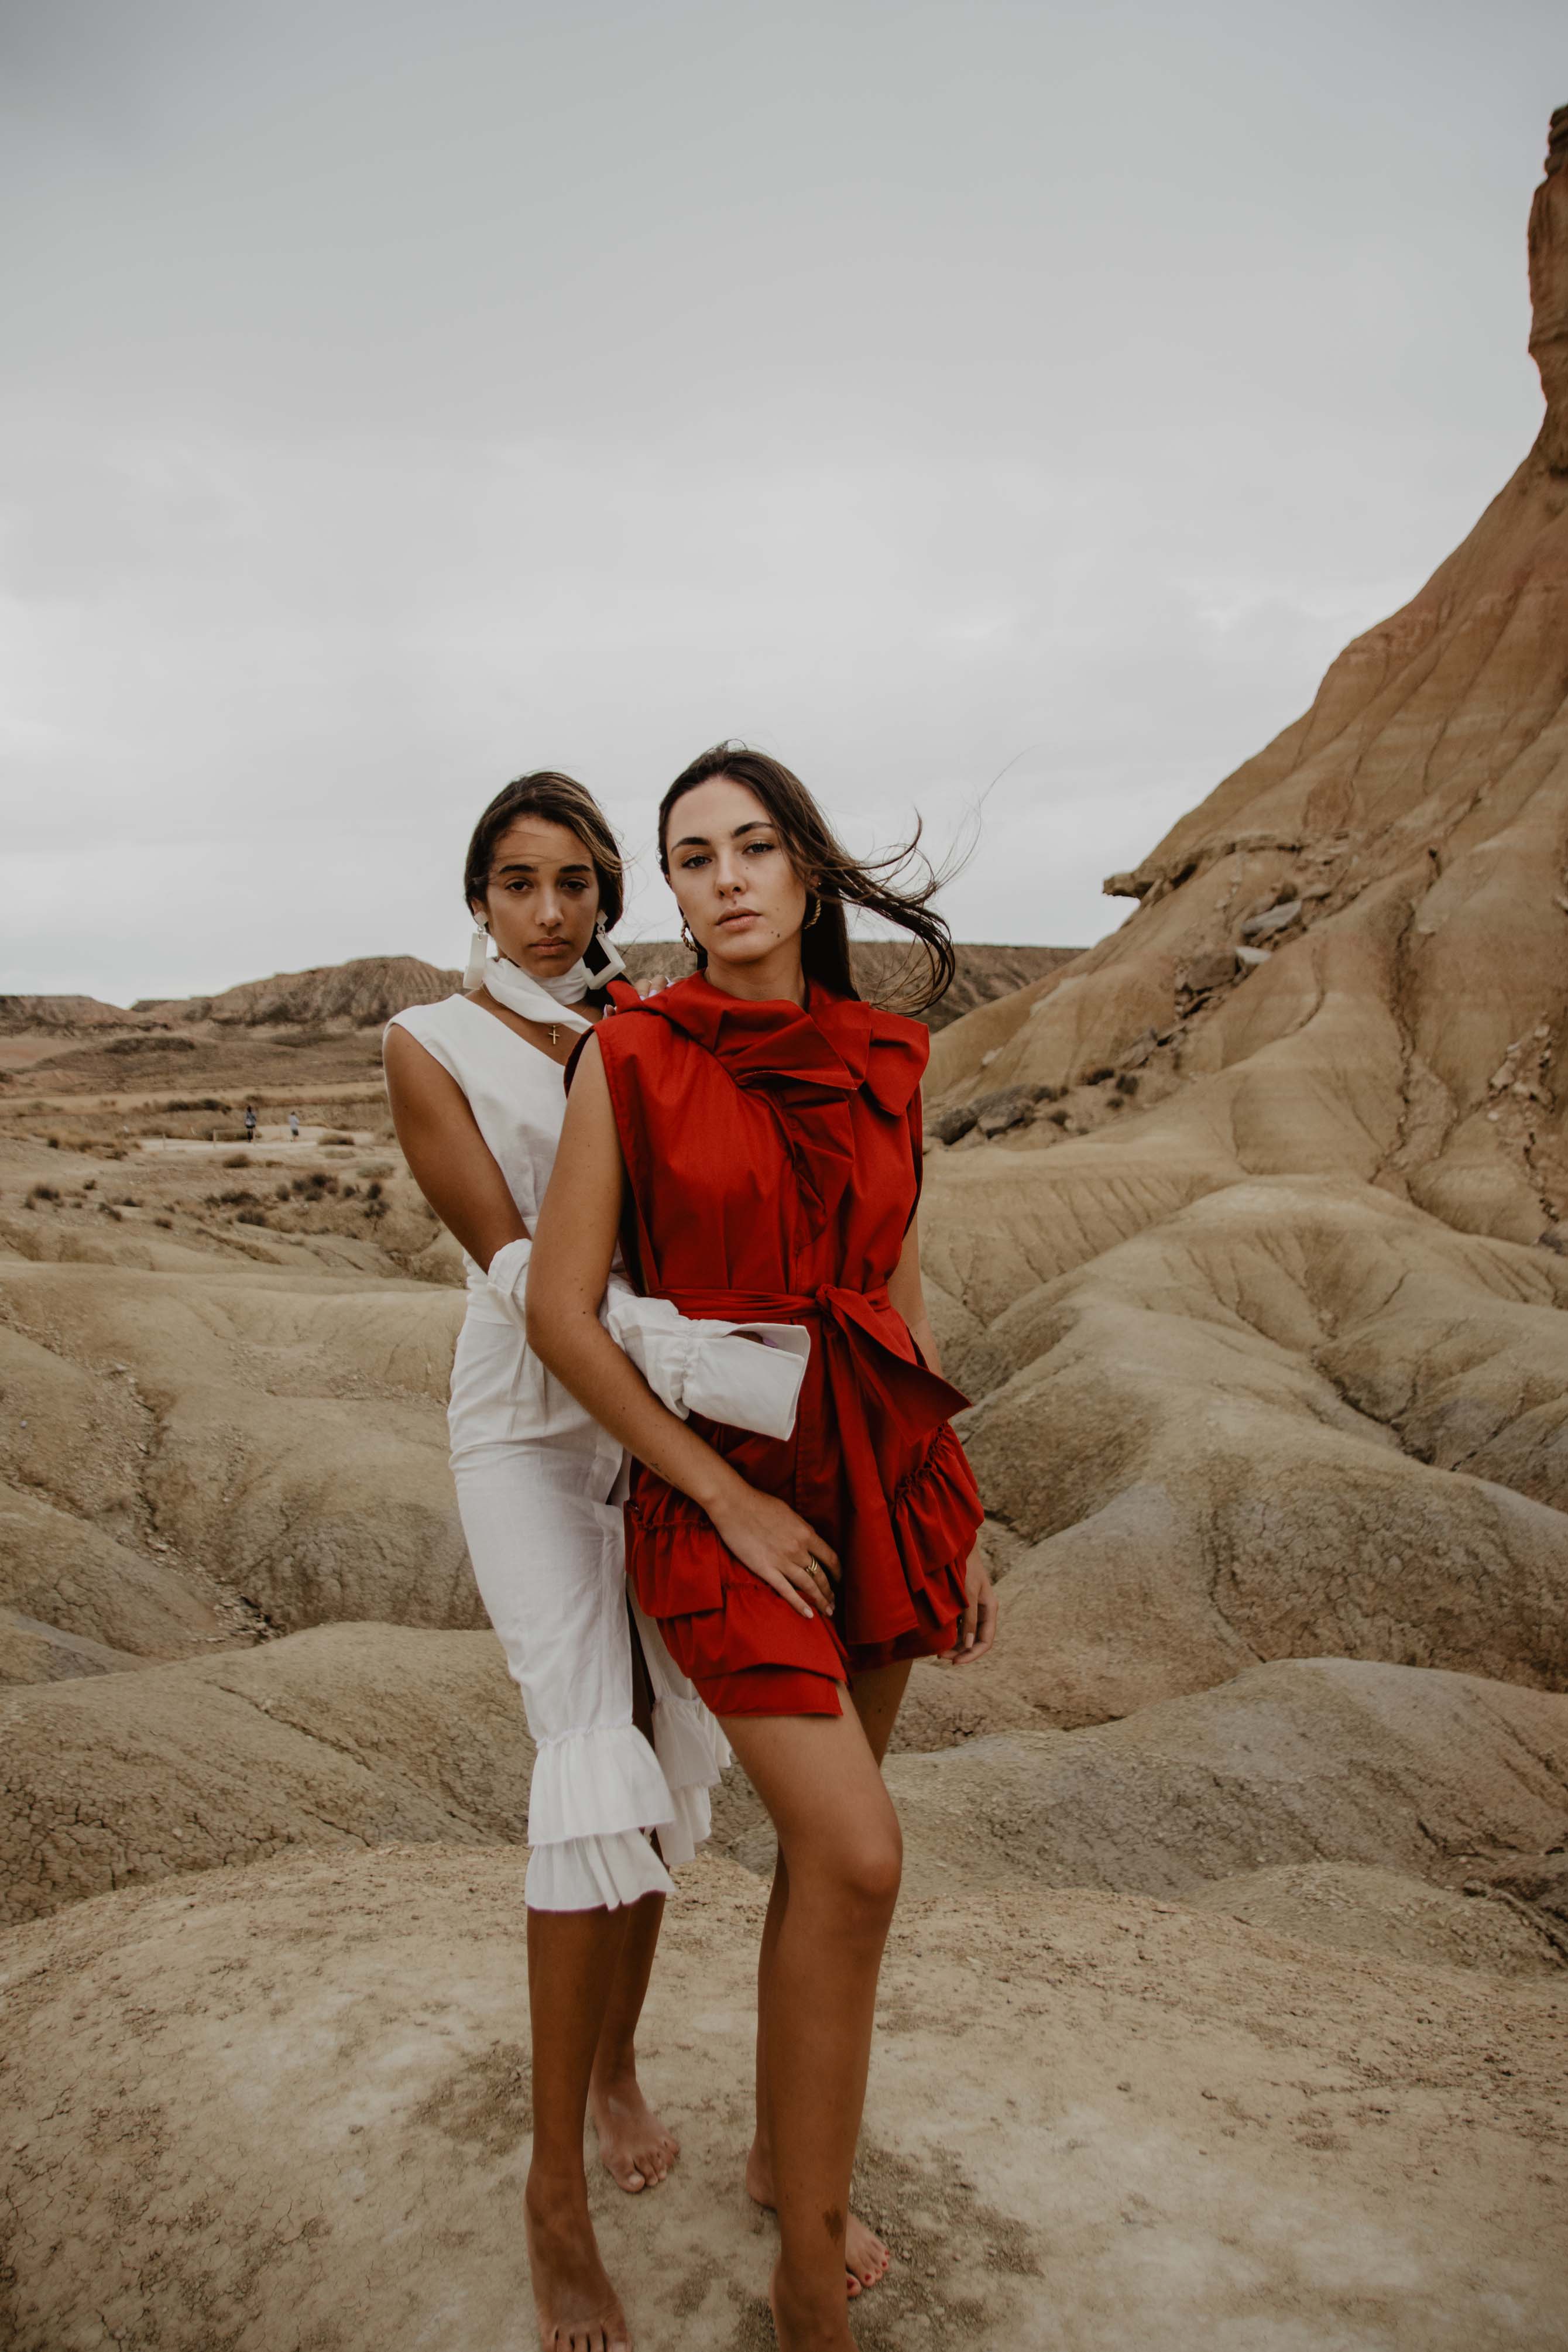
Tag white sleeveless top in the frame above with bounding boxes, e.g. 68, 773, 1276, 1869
388, 993, 572, 1288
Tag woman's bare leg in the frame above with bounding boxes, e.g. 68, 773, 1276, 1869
721, 1701, 904, 2351
744, 1662, 912, 2296
589, 1892, 680, 2190
588, 1597, 680, 2193
848, 1660, 914, 1773
525, 1903, 636, 2352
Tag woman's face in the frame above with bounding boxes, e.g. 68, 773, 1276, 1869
664, 777, 809, 968
474, 815, 602, 979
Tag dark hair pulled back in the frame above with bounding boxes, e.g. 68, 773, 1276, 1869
657, 743, 956, 1014
464, 772, 625, 930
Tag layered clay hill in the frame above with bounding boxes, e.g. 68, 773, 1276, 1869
4, 116, 1568, 2352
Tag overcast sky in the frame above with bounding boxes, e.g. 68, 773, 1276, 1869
2, 0, 1563, 1004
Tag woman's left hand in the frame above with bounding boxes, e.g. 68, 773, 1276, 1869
947, 1542, 998, 1664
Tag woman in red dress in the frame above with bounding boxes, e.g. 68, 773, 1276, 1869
529, 743, 997, 2351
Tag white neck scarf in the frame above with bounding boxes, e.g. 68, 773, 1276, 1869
469, 946, 594, 1033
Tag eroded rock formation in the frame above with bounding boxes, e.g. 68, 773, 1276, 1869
917, 116, 1568, 1766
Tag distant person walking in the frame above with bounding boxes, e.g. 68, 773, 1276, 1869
289, 1110, 301, 1140
243, 1105, 257, 1143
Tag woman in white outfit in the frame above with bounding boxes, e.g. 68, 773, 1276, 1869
385, 772, 736, 2352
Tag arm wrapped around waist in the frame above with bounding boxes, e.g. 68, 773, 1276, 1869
486, 1239, 809, 1441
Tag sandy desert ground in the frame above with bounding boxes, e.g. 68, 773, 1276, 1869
4, 105, 1568, 2352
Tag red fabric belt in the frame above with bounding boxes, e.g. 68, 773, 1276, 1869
659, 1280, 889, 1325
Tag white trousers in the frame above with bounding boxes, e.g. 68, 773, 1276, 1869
449, 1290, 729, 1909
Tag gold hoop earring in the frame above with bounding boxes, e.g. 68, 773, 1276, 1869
804, 894, 821, 929
680, 920, 696, 952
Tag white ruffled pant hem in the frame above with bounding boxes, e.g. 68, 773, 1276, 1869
525, 1828, 675, 1911
527, 1721, 677, 1848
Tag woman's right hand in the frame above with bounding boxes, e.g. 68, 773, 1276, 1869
704, 1475, 840, 1620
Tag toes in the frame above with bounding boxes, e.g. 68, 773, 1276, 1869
845, 2274, 863, 2299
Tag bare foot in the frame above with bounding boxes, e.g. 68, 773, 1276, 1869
524, 2170, 632, 2351
589, 2065, 679, 2193
770, 2261, 857, 2351
746, 2143, 890, 2298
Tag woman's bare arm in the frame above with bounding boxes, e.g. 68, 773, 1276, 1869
887, 1212, 945, 1377
383, 1024, 527, 1266
526, 1037, 838, 1621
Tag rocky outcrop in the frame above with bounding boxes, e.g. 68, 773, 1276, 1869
0, 995, 132, 1034
930, 122, 1568, 1232
1529, 103, 1568, 470
136, 955, 462, 1028
915, 118, 1568, 1750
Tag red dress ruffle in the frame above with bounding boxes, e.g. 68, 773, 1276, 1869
586, 975, 983, 1717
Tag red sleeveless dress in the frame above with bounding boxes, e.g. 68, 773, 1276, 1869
586, 973, 983, 1718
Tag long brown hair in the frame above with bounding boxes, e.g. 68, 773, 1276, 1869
657, 743, 956, 1014
464, 771, 625, 930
